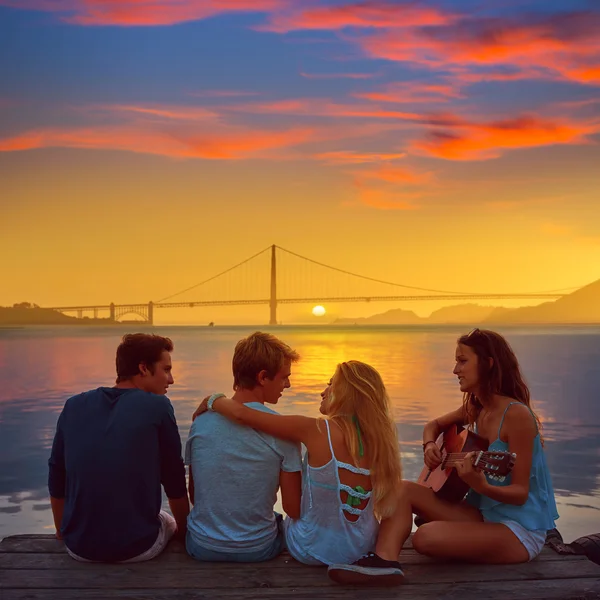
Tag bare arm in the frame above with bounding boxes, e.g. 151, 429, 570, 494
423, 405, 468, 469
50, 497, 65, 540
168, 496, 190, 541
280, 470, 302, 519
207, 396, 318, 445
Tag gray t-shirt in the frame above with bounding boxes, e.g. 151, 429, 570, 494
185, 402, 302, 553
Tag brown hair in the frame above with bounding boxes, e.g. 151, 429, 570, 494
232, 331, 299, 390
458, 328, 542, 440
116, 333, 173, 382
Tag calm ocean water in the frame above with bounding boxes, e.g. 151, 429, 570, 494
0, 325, 599, 543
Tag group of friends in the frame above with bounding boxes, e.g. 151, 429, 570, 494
48, 328, 559, 585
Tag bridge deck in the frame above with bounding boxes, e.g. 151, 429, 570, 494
1, 534, 599, 600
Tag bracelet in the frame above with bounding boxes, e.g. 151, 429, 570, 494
422, 440, 436, 451
207, 393, 226, 411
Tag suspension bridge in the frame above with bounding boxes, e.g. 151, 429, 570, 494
47, 245, 567, 325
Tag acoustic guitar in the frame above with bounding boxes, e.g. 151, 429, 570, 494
417, 424, 516, 504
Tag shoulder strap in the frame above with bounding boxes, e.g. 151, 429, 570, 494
497, 401, 521, 438
324, 419, 336, 460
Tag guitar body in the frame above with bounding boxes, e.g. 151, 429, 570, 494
417, 425, 489, 503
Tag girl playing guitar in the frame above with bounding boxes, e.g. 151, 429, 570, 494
328, 328, 559, 585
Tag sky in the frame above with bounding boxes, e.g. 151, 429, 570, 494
1, 0, 599, 324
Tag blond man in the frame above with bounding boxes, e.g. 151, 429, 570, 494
185, 332, 302, 562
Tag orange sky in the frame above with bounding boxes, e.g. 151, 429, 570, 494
1, 1, 599, 324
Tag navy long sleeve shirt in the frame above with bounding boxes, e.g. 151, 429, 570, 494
48, 387, 187, 562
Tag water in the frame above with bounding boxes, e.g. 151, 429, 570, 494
1, 325, 599, 543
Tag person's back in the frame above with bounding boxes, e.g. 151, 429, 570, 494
185, 332, 302, 563
186, 402, 300, 555
192, 360, 403, 572
285, 419, 378, 565
50, 387, 185, 561
48, 333, 188, 563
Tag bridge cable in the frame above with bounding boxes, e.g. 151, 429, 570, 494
156, 245, 272, 303
276, 245, 479, 295
275, 245, 578, 296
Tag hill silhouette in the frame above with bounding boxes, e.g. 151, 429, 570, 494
0, 303, 112, 325
333, 308, 423, 325
332, 279, 600, 325
485, 278, 600, 324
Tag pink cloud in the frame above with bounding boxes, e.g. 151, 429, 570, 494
225, 97, 422, 121
358, 11, 600, 84
0, 0, 285, 26
355, 81, 463, 104
355, 185, 420, 210
356, 164, 433, 184
260, 2, 453, 33
104, 104, 218, 121
0, 124, 315, 160
413, 114, 598, 160
315, 150, 406, 164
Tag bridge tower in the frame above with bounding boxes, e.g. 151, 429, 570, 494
269, 244, 277, 325
109, 303, 115, 322
148, 301, 154, 325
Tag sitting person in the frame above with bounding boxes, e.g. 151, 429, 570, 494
185, 331, 302, 562
48, 333, 189, 563
194, 360, 405, 583
328, 328, 559, 584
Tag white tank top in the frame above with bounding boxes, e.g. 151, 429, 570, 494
284, 420, 379, 565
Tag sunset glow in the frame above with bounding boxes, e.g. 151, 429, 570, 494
0, 0, 599, 324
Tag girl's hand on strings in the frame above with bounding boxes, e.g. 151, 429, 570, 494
456, 451, 487, 493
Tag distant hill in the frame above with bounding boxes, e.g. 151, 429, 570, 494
0, 304, 112, 325
331, 279, 600, 325
485, 279, 600, 324
333, 308, 423, 325
333, 304, 498, 325
428, 304, 497, 324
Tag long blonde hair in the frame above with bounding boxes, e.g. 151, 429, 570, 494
326, 361, 402, 519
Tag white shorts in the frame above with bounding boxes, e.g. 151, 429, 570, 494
66, 510, 177, 563
497, 519, 546, 561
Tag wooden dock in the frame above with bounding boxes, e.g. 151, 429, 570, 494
1, 534, 599, 599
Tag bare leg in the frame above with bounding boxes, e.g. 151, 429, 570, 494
376, 480, 482, 561
328, 481, 487, 586
413, 521, 530, 564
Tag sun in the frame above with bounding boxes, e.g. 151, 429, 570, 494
312, 305, 326, 317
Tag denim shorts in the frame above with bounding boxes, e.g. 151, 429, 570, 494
497, 519, 547, 561
186, 514, 285, 563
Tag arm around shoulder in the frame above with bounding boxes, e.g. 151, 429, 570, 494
211, 396, 318, 445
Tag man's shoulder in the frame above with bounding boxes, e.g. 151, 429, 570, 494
245, 402, 279, 415
64, 387, 104, 405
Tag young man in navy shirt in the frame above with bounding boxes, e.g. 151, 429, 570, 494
49, 333, 189, 562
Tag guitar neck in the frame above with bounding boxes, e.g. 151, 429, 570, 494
442, 451, 485, 467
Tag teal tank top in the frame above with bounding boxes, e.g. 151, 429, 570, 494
466, 402, 559, 532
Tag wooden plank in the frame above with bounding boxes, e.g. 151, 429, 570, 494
0, 537, 567, 567
0, 549, 588, 570
2, 533, 413, 552
2, 579, 600, 600
2, 559, 598, 589
0, 550, 430, 569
